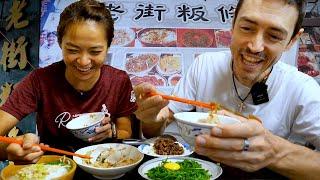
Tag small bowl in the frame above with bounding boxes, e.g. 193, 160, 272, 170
174, 112, 240, 147
1, 155, 77, 180
73, 143, 144, 179
66, 112, 108, 141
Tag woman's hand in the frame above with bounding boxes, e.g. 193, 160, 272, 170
195, 112, 281, 172
6, 133, 44, 164
89, 116, 112, 142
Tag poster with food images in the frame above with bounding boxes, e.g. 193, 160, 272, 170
40, 0, 301, 94
296, 2, 320, 83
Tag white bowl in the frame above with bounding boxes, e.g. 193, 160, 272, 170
73, 143, 144, 179
174, 112, 240, 147
66, 112, 107, 141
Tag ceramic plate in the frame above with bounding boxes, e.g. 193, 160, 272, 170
137, 138, 193, 157
138, 156, 222, 180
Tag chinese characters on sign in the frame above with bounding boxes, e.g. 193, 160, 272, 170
216, 4, 236, 24
176, 4, 210, 23
105, 2, 126, 22
1, 0, 30, 72
5, 0, 29, 31
1, 36, 28, 71
1, 0, 31, 105
56, 0, 236, 24
133, 3, 212, 23
134, 3, 168, 22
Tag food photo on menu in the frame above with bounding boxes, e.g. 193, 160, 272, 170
125, 52, 183, 88
157, 53, 182, 76
130, 74, 167, 87
111, 28, 136, 47
137, 28, 177, 47
297, 51, 320, 78
125, 53, 159, 75
214, 29, 232, 48
177, 29, 216, 48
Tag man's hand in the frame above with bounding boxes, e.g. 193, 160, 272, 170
195, 112, 281, 172
134, 82, 169, 124
7, 133, 44, 164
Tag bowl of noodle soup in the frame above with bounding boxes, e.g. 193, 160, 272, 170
73, 143, 144, 179
174, 112, 240, 147
1, 155, 76, 180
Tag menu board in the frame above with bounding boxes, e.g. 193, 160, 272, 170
297, 2, 320, 83
40, 0, 300, 94
297, 27, 320, 81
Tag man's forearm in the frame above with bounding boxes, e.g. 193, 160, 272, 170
140, 106, 174, 138
268, 136, 320, 179
141, 121, 166, 138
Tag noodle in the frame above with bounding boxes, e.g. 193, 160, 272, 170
10, 160, 71, 180
198, 111, 220, 124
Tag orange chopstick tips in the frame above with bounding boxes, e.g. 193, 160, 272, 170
0, 136, 91, 159
148, 92, 261, 124
148, 92, 218, 110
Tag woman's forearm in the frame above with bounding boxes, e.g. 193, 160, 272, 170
117, 129, 131, 139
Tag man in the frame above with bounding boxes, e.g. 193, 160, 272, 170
134, 0, 320, 179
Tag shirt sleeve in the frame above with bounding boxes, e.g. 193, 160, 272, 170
0, 71, 39, 120
114, 73, 137, 118
290, 77, 320, 150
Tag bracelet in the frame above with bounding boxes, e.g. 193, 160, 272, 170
111, 122, 117, 139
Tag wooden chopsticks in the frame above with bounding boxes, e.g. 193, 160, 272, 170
148, 92, 262, 123
0, 136, 91, 159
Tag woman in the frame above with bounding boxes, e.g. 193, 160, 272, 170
0, 0, 137, 163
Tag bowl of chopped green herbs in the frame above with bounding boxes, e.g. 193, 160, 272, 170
138, 156, 222, 180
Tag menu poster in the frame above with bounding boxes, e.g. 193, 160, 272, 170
297, 2, 320, 83
40, 0, 300, 94
297, 27, 320, 81
40, 0, 237, 94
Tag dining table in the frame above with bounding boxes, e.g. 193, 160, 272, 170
0, 133, 289, 180
72, 141, 288, 180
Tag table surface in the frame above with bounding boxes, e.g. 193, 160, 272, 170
73, 153, 288, 180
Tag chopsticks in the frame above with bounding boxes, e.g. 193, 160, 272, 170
148, 92, 262, 123
147, 92, 218, 110
0, 136, 91, 159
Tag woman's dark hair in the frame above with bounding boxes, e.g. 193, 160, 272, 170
57, 0, 114, 47
233, 0, 306, 40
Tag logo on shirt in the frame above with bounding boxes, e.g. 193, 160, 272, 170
54, 104, 111, 129
101, 104, 111, 117
130, 90, 136, 102
54, 112, 72, 128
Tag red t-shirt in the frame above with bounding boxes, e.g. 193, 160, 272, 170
1, 61, 137, 149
